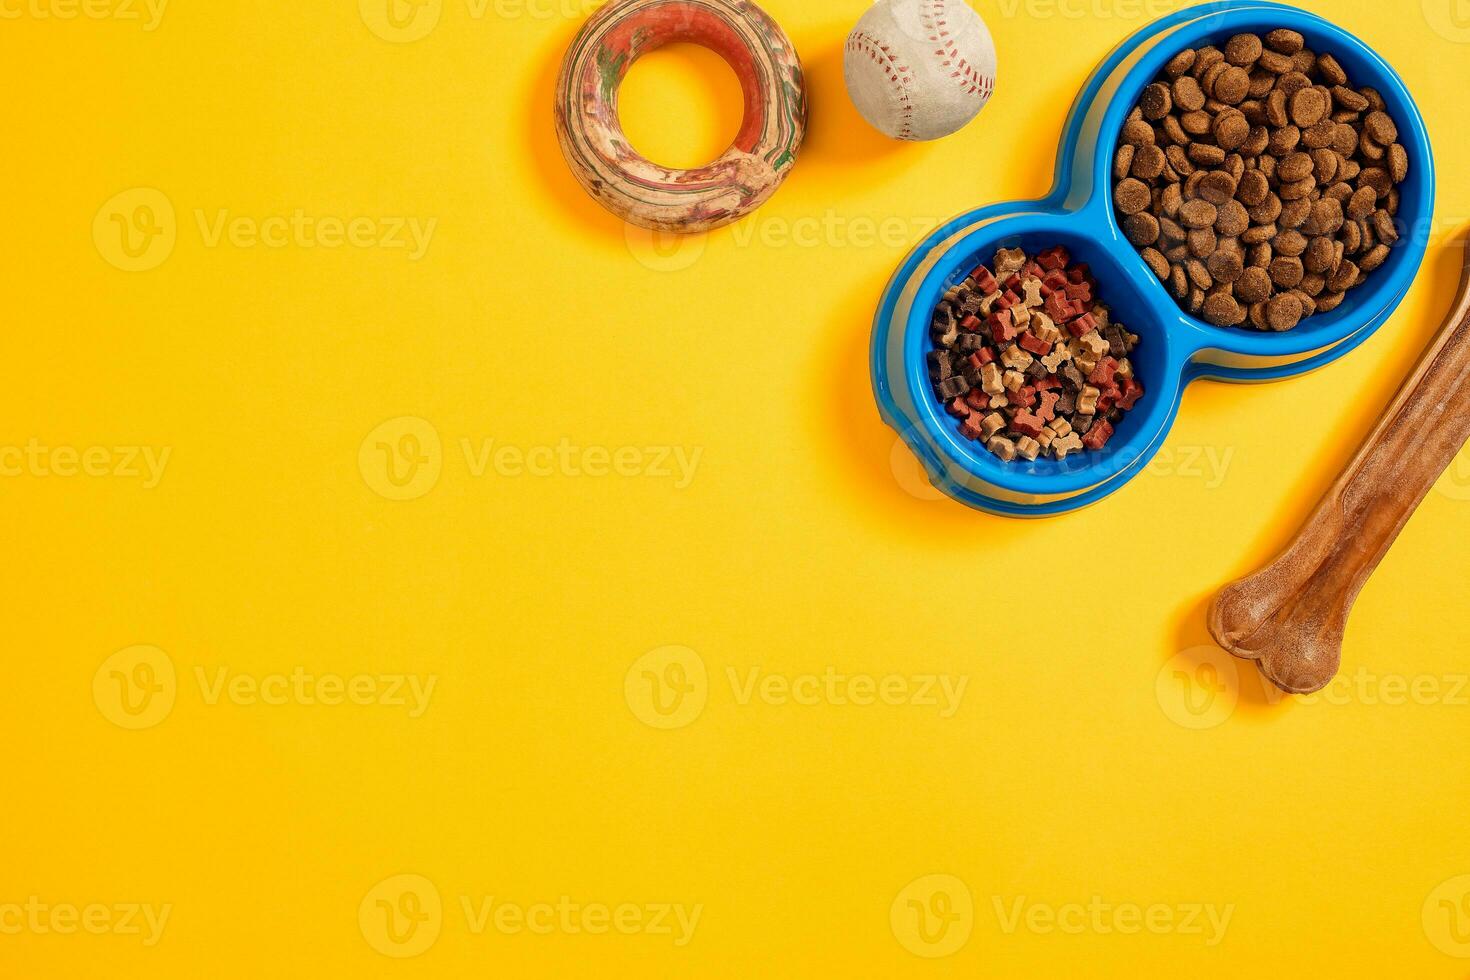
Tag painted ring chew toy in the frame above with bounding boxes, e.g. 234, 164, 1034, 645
554, 0, 807, 234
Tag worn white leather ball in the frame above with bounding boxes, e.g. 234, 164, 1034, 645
843, 0, 998, 141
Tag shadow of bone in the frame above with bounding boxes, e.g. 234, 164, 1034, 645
1171, 590, 1291, 716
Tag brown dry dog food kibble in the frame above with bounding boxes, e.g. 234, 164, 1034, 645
1266, 293, 1303, 331
1179, 199, 1217, 228
1389, 143, 1410, 183
1114, 30, 1410, 329
927, 246, 1146, 461
1207, 249, 1244, 283
1236, 266, 1273, 303
1277, 152, 1313, 182
1173, 75, 1206, 112
1124, 212, 1160, 246
1203, 292, 1245, 327
1132, 145, 1166, 179
1216, 200, 1251, 237
1225, 33, 1262, 65
1266, 29, 1304, 54
1237, 169, 1270, 205
1197, 171, 1237, 205
1317, 53, 1348, 87
1114, 178, 1152, 214
1289, 88, 1329, 127
1214, 66, 1252, 104
1214, 110, 1251, 149
1140, 83, 1173, 120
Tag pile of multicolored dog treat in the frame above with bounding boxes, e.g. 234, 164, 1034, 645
928, 246, 1145, 462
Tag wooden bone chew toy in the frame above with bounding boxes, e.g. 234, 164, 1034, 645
554, 0, 807, 234
1210, 238, 1470, 695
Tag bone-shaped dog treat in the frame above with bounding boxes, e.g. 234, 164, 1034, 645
1210, 242, 1470, 694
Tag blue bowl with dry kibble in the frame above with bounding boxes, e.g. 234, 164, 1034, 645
871, 0, 1434, 517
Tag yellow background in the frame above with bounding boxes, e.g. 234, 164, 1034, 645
4, 0, 1470, 975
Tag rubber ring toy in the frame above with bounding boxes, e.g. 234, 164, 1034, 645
554, 0, 807, 234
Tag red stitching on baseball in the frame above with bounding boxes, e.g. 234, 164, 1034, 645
847, 28, 917, 139
920, 0, 990, 98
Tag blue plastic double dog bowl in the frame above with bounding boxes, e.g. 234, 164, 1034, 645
871, 1, 1435, 517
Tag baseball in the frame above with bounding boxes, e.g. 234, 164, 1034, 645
843, 0, 997, 141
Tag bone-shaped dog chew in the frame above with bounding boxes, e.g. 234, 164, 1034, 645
1210, 242, 1470, 695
